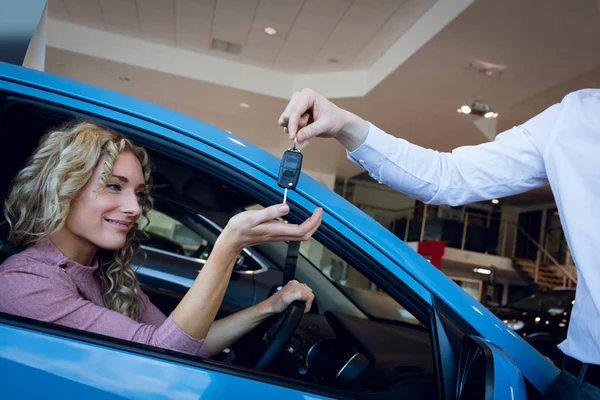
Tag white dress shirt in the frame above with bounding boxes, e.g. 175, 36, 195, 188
348, 89, 600, 364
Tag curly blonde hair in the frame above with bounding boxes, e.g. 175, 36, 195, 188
4, 121, 153, 320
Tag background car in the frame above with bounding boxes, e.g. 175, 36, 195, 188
0, 62, 559, 399
491, 289, 575, 366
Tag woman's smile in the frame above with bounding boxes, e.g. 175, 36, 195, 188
104, 218, 133, 232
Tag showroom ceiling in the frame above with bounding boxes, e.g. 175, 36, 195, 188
43, 0, 600, 205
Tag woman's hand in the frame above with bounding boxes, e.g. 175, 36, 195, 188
278, 88, 369, 151
261, 280, 315, 315
221, 204, 322, 252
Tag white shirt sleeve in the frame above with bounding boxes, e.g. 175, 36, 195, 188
347, 104, 562, 206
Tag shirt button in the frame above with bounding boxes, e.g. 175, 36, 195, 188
359, 159, 365, 164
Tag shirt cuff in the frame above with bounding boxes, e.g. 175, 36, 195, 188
347, 122, 394, 182
158, 314, 209, 358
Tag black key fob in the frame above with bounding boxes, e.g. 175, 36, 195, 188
278, 149, 302, 189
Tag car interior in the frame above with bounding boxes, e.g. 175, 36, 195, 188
0, 90, 533, 399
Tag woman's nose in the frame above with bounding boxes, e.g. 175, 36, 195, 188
121, 191, 141, 217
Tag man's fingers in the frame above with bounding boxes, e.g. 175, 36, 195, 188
296, 118, 329, 142
298, 112, 310, 128
281, 91, 316, 139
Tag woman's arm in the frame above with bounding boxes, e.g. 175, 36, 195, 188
201, 280, 314, 356
0, 204, 320, 356
171, 203, 321, 342
0, 265, 208, 356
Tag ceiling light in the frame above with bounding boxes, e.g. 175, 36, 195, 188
491, 199, 499, 204
458, 100, 498, 118
264, 27, 277, 35
239, 102, 250, 109
473, 268, 491, 275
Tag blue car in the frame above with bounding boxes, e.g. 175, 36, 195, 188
0, 62, 558, 399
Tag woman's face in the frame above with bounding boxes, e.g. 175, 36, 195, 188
63, 151, 146, 254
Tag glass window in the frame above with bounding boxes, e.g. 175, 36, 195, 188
139, 210, 208, 257
507, 290, 575, 314
301, 237, 420, 325
246, 204, 420, 325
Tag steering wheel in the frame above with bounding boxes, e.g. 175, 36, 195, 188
254, 300, 305, 370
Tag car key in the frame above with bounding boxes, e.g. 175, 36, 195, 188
278, 138, 303, 204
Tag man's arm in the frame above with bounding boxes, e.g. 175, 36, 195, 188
348, 121, 550, 206
280, 88, 562, 207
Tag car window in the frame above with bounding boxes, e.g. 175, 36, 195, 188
139, 209, 208, 257
0, 93, 436, 398
301, 237, 420, 325
247, 205, 420, 325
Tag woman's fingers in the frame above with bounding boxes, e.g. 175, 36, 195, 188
280, 280, 315, 313
225, 206, 322, 249
250, 203, 290, 225
257, 208, 322, 242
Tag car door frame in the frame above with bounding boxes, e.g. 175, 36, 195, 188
0, 79, 441, 398
0, 69, 554, 398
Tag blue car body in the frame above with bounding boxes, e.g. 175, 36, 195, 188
0, 62, 559, 399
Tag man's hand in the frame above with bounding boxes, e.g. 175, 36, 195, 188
278, 88, 369, 151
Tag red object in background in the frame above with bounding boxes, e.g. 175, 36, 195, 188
417, 240, 446, 269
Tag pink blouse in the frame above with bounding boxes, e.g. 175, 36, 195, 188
0, 239, 207, 357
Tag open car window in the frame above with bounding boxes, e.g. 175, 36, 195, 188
0, 92, 438, 398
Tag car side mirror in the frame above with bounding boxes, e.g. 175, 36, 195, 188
456, 336, 494, 399
456, 335, 527, 399
196, 245, 264, 275
232, 252, 266, 274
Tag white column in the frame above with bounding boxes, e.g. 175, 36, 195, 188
0, 0, 47, 68
23, 3, 48, 71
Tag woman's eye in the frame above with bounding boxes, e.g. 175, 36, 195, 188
106, 183, 121, 192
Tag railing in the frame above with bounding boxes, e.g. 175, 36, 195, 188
358, 203, 577, 287
512, 224, 577, 286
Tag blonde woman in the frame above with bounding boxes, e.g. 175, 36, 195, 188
0, 121, 320, 357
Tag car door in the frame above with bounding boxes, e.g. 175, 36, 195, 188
0, 315, 334, 399
0, 63, 555, 398
132, 200, 278, 316
0, 75, 335, 399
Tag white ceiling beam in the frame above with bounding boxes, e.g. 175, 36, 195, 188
46, 0, 473, 100
47, 18, 292, 98
367, 0, 474, 90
